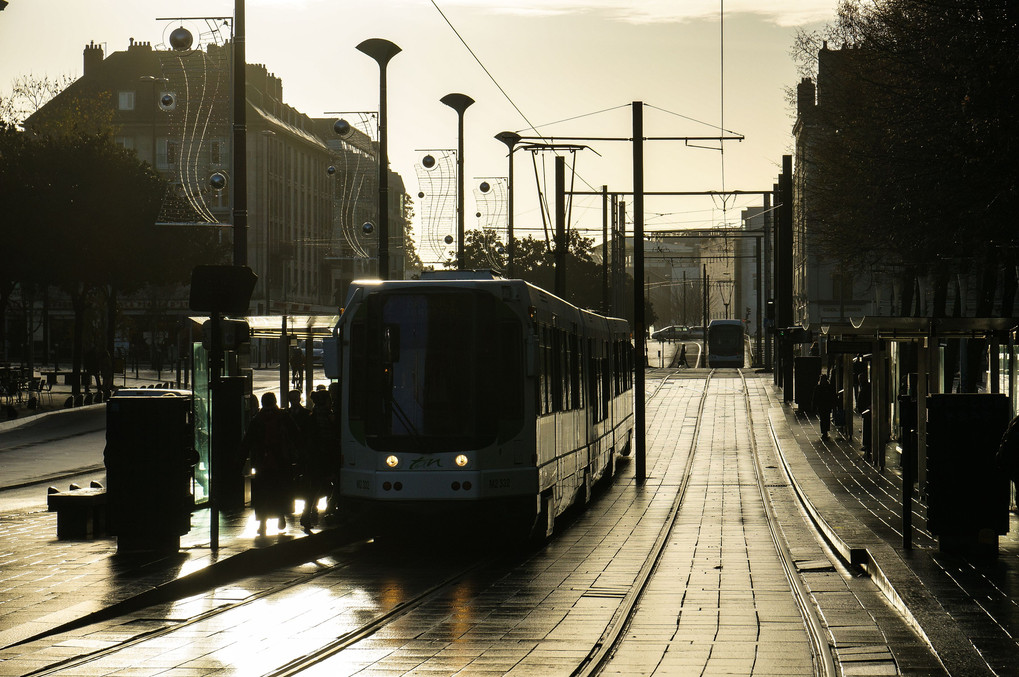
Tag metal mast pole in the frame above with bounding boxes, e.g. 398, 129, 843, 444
632, 101, 646, 485
232, 0, 247, 266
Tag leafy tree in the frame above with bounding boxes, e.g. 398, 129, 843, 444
401, 194, 423, 277
792, 0, 1018, 318
1, 126, 225, 390
455, 227, 654, 327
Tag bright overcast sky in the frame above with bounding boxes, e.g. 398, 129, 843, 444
0, 0, 835, 260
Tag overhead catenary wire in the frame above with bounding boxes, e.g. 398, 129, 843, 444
429, 0, 745, 252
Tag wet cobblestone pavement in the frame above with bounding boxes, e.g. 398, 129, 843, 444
1, 365, 1014, 675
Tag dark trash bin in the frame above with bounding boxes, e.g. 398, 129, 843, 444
794, 356, 822, 413
926, 393, 1010, 555
104, 390, 196, 554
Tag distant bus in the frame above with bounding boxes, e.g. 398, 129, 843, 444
707, 319, 745, 368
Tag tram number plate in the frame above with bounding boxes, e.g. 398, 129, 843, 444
489, 478, 511, 489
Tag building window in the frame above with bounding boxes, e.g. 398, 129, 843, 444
118, 91, 135, 111
157, 139, 178, 169
115, 136, 135, 151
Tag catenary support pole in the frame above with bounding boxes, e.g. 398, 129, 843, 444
632, 101, 646, 485
555, 156, 566, 297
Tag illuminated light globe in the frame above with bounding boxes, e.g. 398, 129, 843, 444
327, 166, 336, 175
444, 235, 454, 245
169, 27, 194, 51
209, 172, 227, 190
362, 222, 375, 235
333, 118, 352, 137
422, 154, 436, 169
479, 181, 490, 193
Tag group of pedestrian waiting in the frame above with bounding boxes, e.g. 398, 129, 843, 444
240, 386, 338, 536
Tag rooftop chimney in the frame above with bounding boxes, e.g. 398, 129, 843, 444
83, 41, 104, 77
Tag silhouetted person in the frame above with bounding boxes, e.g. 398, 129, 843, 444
241, 392, 298, 536
290, 347, 304, 390
997, 415, 1019, 511
286, 389, 315, 533
298, 389, 335, 532
83, 347, 101, 391
678, 344, 689, 368
857, 373, 872, 454
812, 373, 837, 441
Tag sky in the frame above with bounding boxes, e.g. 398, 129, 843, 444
0, 0, 835, 265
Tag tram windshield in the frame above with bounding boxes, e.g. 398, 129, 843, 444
708, 322, 743, 354
349, 289, 522, 452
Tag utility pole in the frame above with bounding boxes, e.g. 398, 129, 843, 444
555, 156, 566, 297
777, 156, 794, 401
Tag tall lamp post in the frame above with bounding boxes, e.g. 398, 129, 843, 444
356, 38, 400, 280
441, 93, 474, 270
495, 131, 520, 278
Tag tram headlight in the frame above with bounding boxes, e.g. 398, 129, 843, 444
455, 454, 469, 467
385, 455, 399, 468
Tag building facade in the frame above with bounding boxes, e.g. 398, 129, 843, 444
26, 38, 410, 317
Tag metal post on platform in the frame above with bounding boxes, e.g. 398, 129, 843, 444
632, 101, 646, 486
279, 315, 288, 401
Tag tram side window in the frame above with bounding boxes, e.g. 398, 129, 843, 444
348, 318, 365, 421
498, 321, 523, 421
570, 332, 581, 410
539, 326, 548, 415
601, 341, 611, 420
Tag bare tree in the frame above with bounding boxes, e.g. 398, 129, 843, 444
0, 73, 74, 128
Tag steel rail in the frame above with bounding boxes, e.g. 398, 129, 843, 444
739, 369, 838, 677
571, 369, 714, 677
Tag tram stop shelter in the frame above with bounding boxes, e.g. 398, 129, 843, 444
239, 314, 340, 402
793, 316, 1018, 551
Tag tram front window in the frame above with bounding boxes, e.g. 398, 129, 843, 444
355, 291, 520, 452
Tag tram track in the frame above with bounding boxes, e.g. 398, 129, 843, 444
16, 369, 843, 677
738, 369, 838, 677
578, 369, 838, 677
571, 368, 714, 676
19, 537, 513, 677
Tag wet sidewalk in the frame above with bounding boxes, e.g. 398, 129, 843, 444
0, 500, 342, 652
1, 369, 1016, 675
767, 381, 1019, 676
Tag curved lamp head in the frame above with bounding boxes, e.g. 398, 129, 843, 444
356, 38, 401, 67
495, 131, 522, 150
440, 93, 475, 116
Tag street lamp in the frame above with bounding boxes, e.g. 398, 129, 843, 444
441, 93, 474, 270
356, 38, 401, 280
495, 131, 521, 278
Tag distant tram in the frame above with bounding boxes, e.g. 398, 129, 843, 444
706, 319, 745, 368
330, 271, 635, 542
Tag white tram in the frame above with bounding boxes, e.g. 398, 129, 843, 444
330, 271, 634, 541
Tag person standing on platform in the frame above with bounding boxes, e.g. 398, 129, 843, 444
678, 344, 689, 368
290, 347, 305, 391
812, 373, 837, 441
287, 389, 317, 533
997, 414, 1019, 511
241, 391, 298, 536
